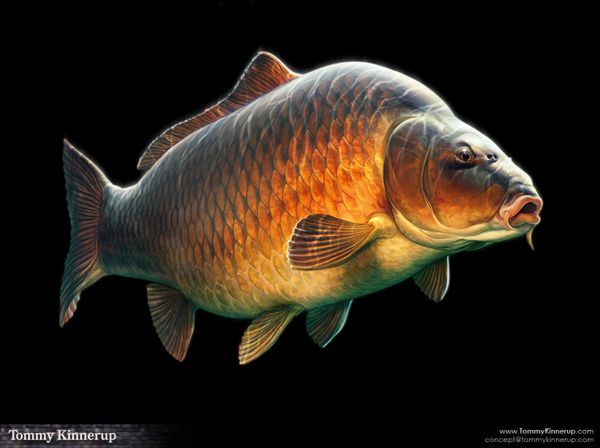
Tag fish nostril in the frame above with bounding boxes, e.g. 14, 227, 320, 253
514, 184, 536, 197
486, 153, 498, 161
509, 184, 536, 197
521, 189, 537, 197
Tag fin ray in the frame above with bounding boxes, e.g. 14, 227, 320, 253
307, 301, 353, 347
413, 257, 450, 302
239, 308, 299, 365
60, 139, 109, 326
137, 52, 299, 170
287, 214, 375, 270
147, 283, 196, 361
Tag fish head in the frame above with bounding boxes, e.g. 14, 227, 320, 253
384, 114, 543, 250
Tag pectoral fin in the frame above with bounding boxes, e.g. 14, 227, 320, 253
239, 308, 300, 365
147, 283, 196, 361
307, 301, 353, 347
413, 257, 450, 302
287, 214, 377, 270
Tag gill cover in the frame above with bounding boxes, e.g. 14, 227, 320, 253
384, 115, 440, 234
384, 114, 513, 248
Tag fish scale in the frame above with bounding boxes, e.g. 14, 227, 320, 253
100, 64, 410, 317
61, 52, 541, 363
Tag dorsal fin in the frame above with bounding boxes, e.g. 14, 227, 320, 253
137, 51, 300, 171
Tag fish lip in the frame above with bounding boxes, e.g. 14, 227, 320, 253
497, 194, 543, 230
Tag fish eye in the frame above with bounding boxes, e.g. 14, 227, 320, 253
456, 147, 476, 163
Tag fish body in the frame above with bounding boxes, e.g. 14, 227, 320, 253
61, 53, 543, 363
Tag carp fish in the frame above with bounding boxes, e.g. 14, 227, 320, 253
61, 52, 543, 364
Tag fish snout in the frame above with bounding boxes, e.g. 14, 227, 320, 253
499, 185, 543, 229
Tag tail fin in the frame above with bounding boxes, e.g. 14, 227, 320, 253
60, 139, 109, 326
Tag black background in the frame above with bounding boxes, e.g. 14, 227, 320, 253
5, 3, 596, 445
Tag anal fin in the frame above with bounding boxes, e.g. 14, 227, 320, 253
147, 283, 196, 361
307, 301, 353, 347
413, 257, 450, 302
239, 308, 300, 365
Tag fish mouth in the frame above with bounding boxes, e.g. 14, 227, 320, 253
498, 194, 543, 229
